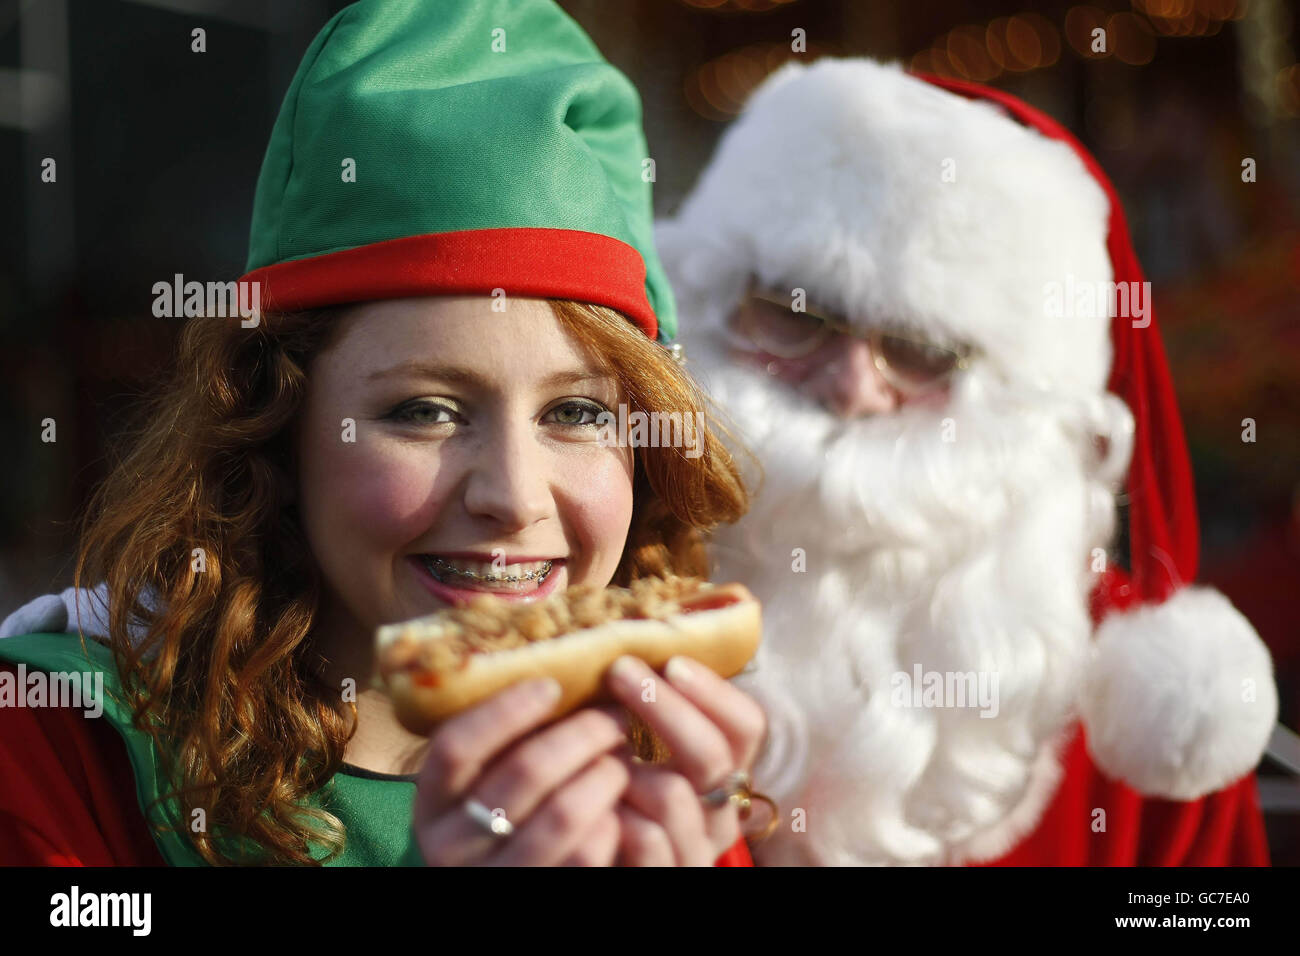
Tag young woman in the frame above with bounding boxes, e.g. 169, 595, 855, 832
0, 0, 770, 866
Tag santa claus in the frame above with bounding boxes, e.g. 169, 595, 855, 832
656, 58, 1278, 866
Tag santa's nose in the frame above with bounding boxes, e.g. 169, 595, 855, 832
806, 338, 899, 418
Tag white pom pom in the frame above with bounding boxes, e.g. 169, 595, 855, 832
1079, 586, 1277, 800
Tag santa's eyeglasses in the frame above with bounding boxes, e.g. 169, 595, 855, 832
727, 286, 977, 395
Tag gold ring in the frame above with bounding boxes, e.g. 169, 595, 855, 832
699, 771, 781, 843
741, 790, 780, 843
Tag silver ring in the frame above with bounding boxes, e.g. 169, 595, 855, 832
463, 799, 514, 838
699, 770, 751, 808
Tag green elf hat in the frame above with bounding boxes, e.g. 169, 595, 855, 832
238, 0, 676, 342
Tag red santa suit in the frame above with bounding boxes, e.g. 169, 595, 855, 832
655, 58, 1276, 866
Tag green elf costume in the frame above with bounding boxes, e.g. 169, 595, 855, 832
0, 0, 752, 866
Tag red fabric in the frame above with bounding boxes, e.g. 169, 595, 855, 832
714, 836, 753, 867
238, 227, 659, 340
976, 571, 1268, 866
904, 74, 1270, 866
0, 664, 166, 866
975, 721, 1269, 866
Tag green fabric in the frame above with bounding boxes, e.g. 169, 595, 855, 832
0, 632, 424, 867
245, 0, 677, 339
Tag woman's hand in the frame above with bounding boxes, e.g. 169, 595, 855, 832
409, 657, 768, 866
411, 678, 631, 866
601, 654, 768, 866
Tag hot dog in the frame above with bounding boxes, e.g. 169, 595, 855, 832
375, 575, 762, 736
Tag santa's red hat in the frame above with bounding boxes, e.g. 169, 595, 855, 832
920, 71, 1276, 800
657, 58, 1276, 800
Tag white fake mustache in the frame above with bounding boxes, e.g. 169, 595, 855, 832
690, 332, 1125, 565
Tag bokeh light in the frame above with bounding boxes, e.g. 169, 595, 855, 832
1066, 6, 1110, 59
684, 41, 820, 119
1279, 63, 1300, 117
1110, 12, 1158, 64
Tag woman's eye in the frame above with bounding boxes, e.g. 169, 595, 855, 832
389, 401, 457, 426
545, 400, 605, 427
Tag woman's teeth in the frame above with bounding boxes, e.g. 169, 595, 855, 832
421, 555, 554, 588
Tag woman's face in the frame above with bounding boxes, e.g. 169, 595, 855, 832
294, 296, 635, 646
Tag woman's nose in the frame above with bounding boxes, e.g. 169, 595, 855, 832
805, 337, 899, 418
461, 423, 552, 531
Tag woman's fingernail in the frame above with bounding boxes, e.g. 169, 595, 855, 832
666, 656, 695, 684
609, 656, 641, 685
531, 677, 563, 703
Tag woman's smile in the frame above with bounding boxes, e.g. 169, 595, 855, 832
409, 553, 568, 605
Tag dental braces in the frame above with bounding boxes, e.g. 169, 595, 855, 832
424, 555, 553, 585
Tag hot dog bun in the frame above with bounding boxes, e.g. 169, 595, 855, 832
375, 576, 761, 736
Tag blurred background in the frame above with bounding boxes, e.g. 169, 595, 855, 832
1, 0, 1297, 860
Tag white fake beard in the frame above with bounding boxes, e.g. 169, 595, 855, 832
688, 334, 1118, 866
